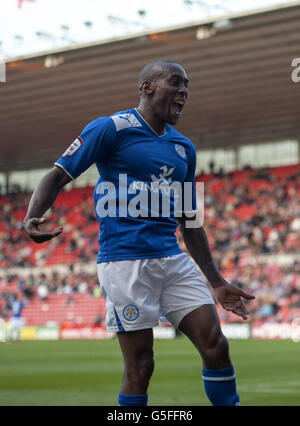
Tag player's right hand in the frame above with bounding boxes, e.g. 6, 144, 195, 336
23, 217, 63, 244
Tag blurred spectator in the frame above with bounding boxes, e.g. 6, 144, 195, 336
37, 284, 48, 301
95, 314, 103, 326
7, 293, 27, 342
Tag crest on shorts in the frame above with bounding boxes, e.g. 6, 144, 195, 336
123, 304, 139, 321
175, 144, 186, 159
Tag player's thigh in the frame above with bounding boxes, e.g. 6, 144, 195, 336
178, 303, 224, 353
117, 328, 154, 367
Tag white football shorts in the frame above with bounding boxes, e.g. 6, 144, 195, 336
97, 252, 214, 333
10, 317, 23, 329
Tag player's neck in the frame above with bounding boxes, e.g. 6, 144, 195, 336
136, 105, 167, 137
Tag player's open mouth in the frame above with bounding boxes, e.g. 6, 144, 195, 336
172, 100, 185, 116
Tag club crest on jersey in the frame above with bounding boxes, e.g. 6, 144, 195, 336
62, 137, 83, 157
123, 304, 139, 321
175, 144, 186, 159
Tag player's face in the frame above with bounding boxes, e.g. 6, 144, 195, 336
151, 64, 189, 125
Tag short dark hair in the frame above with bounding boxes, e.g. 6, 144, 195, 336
138, 60, 179, 96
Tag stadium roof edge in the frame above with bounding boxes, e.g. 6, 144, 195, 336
2, 1, 300, 173
5, 0, 300, 63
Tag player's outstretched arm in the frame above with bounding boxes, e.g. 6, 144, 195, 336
177, 217, 255, 320
23, 166, 72, 244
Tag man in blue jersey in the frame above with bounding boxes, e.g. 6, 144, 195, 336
24, 60, 254, 406
7, 294, 27, 342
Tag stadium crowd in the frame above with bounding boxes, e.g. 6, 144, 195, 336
1, 164, 300, 324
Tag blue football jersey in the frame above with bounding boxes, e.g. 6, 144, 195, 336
55, 108, 197, 262
11, 301, 25, 318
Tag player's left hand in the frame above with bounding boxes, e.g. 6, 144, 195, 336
23, 217, 63, 244
214, 282, 255, 320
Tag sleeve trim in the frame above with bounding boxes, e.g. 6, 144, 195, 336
54, 162, 75, 180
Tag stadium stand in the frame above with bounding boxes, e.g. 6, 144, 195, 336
22, 293, 106, 327
1, 164, 300, 327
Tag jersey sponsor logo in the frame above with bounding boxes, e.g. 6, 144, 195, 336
62, 136, 83, 157
111, 113, 142, 132
95, 173, 203, 226
150, 165, 176, 185
123, 304, 139, 321
175, 144, 186, 159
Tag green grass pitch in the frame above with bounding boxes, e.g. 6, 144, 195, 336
0, 337, 299, 406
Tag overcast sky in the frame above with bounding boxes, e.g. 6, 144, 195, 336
0, 0, 296, 58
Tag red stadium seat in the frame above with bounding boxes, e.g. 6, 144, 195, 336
21, 293, 106, 326
233, 204, 257, 220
